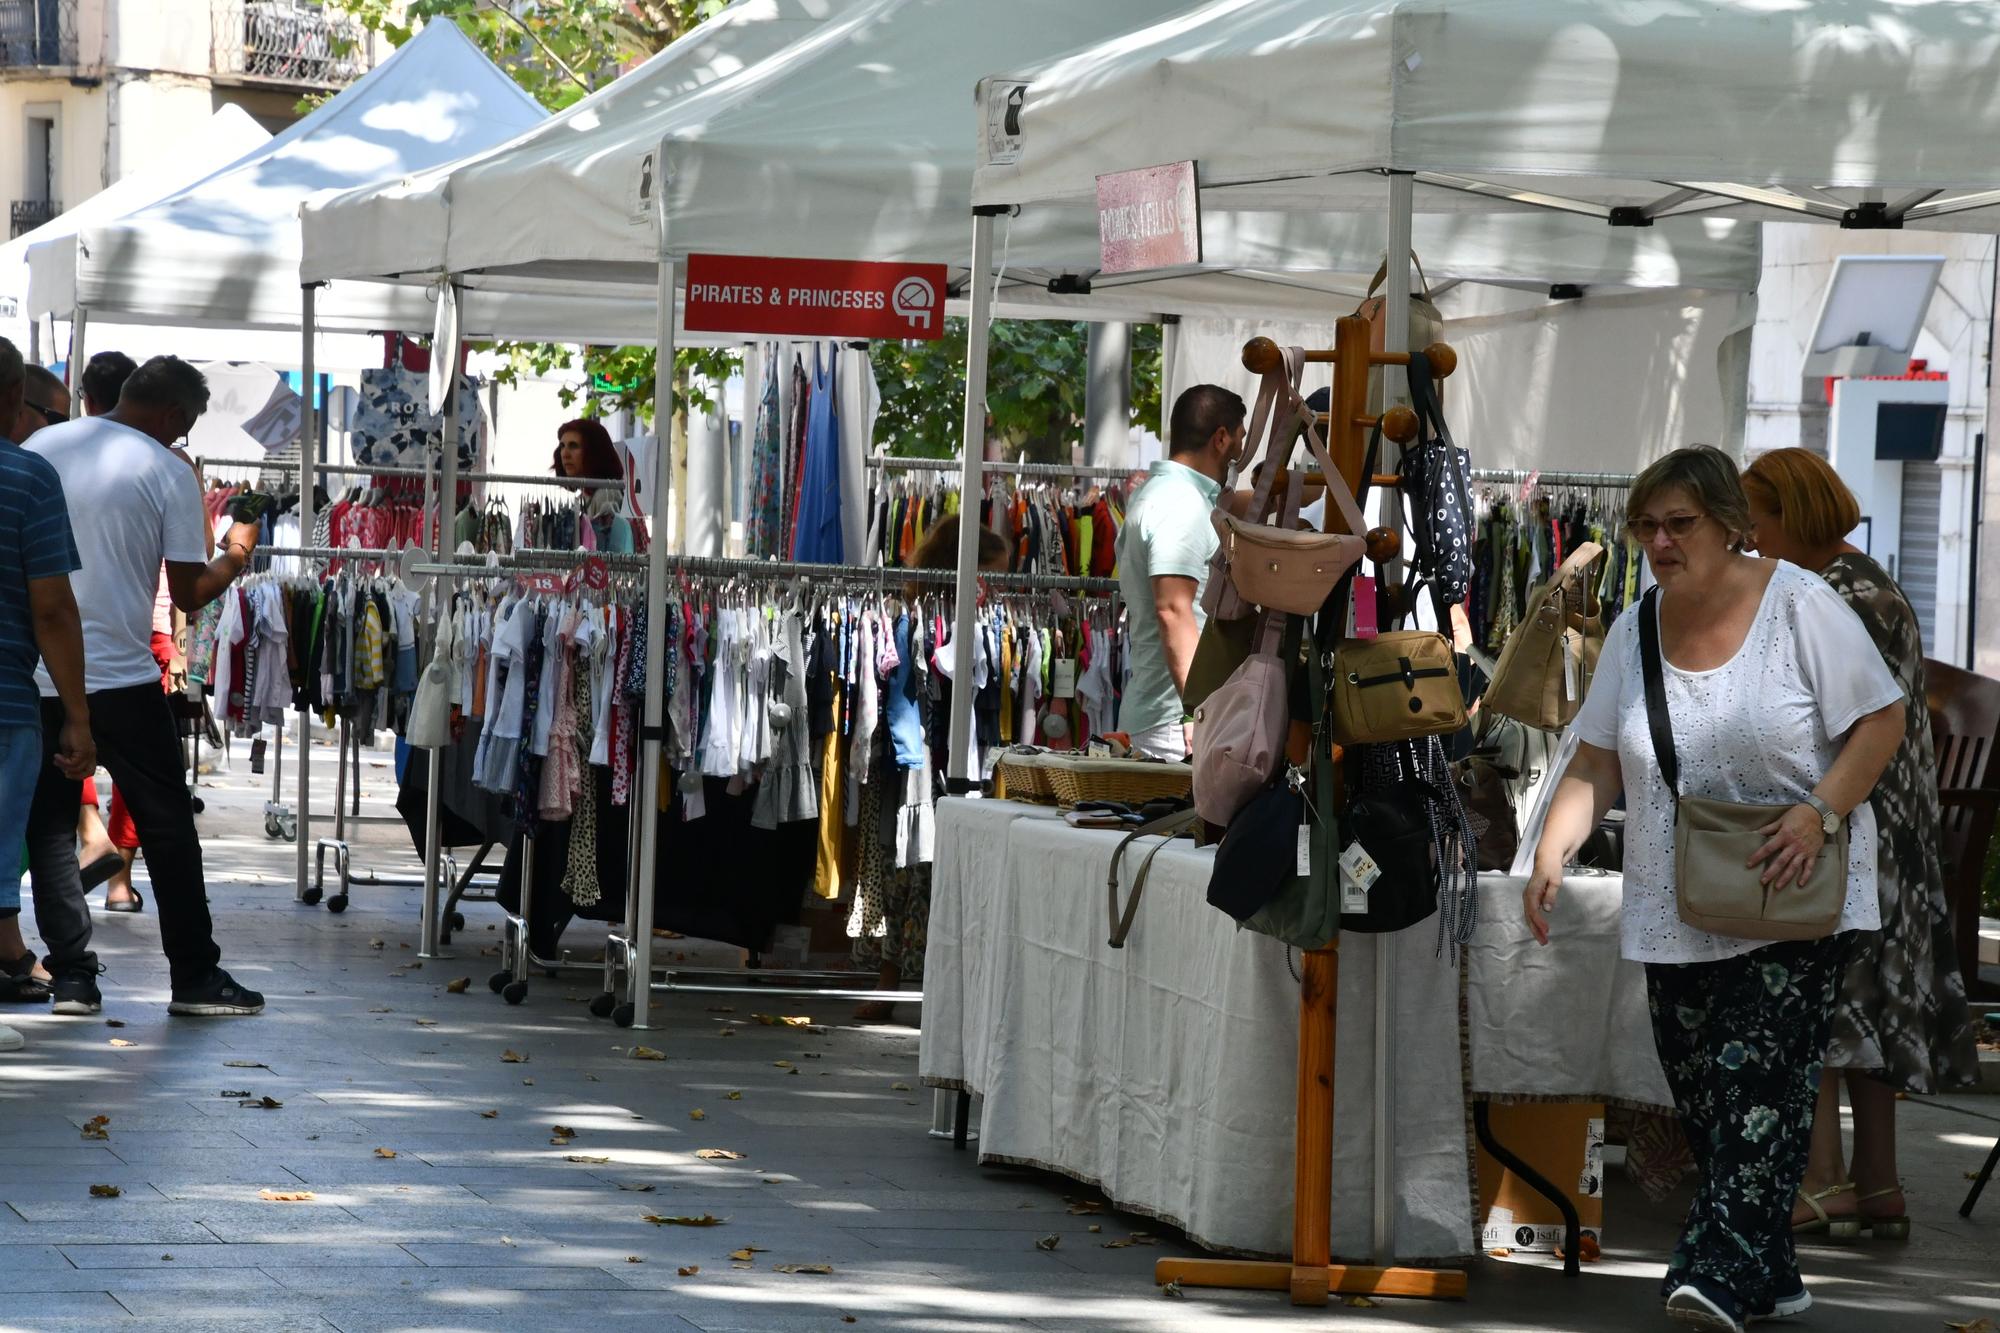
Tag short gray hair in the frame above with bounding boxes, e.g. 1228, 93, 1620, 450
119, 356, 210, 420
1629, 444, 1753, 551
0, 337, 21, 406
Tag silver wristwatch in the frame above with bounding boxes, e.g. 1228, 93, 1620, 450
1803, 794, 1841, 836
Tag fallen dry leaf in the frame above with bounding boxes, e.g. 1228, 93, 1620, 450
369, 938, 385, 950
775, 1264, 833, 1276
1101, 1239, 1134, 1250
238, 1097, 284, 1110
704, 1006, 734, 1014
108, 1038, 135, 1048
500, 1050, 528, 1063
565, 1155, 611, 1165
762, 1177, 783, 1184
677, 1265, 700, 1277
257, 1190, 314, 1203
890, 1082, 911, 1092
104, 1019, 125, 1028
688, 1109, 706, 1121
1487, 1248, 1513, 1259
1088, 1225, 1102, 1234
719, 1028, 737, 1038
629, 1046, 666, 1061
616, 1182, 656, 1192
728, 1247, 767, 1261
223, 1060, 268, 1069
843, 1318, 857, 1325
479, 1110, 499, 1119
373, 1148, 397, 1159
1944, 1321, 1998, 1333
1067, 1200, 1105, 1215
521, 1078, 534, 1086
88, 1185, 121, 1198
551, 1125, 577, 1138
643, 1214, 723, 1227
695, 1149, 745, 1161
445, 977, 471, 994
751, 1014, 814, 1028
80, 1116, 110, 1141
772, 1060, 793, 1069
625, 1256, 642, 1264
368, 1006, 392, 1013
1035, 1234, 1061, 1251
219, 1090, 251, 1099
413, 1019, 439, 1028
724, 1091, 742, 1101
1345, 1295, 1379, 1309
1163, 1280, 1185, 1300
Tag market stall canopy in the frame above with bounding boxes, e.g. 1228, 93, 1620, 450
973, 0, 2000, 239
301, 0, 1760, 329
44, 22, 650, 340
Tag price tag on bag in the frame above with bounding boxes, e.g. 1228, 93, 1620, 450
1338, 841, 1380, 913
1351, 575, 1378, 639
1296, 824, 1312, 877
1561, 627, 1581, 701
1052, 659, 1077, 699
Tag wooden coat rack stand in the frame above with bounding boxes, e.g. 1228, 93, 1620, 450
1154, 316, 1468, 1307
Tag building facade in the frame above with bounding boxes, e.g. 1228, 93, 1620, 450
1746, 223, 1995, 670
0, 0, 375, 237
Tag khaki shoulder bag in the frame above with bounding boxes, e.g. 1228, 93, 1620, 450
1637, 588, 1845, 941
1486, 541, 1605, 730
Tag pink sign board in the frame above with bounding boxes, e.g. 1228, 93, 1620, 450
1096, 161, 1201, 274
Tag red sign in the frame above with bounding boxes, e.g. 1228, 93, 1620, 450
1097, 161, 1201, 274
684, 254, 947, 340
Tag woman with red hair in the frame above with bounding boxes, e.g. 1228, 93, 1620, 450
552, 418, 635, 552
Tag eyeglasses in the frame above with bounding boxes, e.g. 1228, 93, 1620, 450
1625, 512, 1707, 544
27, 403, 65, 426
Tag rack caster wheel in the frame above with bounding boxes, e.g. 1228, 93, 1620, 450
301, 887, 323, 907
612, 1003, 636, 1028
281, 818, 297, 842
326, 894, 348, 914
265, 814, 282, 838
449, 912, 465, 932
502, 981, 529, 1005
588, 993, 616, 1019
488, 971, 510, 994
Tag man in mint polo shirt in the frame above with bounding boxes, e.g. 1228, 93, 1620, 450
1115, 384, 1247, 760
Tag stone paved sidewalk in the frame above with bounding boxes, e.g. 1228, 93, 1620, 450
0, 737, 1995, 1331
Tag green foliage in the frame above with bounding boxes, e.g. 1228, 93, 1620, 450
340, 0, 730, 414
869, 319, 1164, 461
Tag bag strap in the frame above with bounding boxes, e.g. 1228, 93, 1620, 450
1107, 807, 1201, 949
1636, 586, 1680, 798
1362, 252, 1434, 304
1305, 612, 1341, 928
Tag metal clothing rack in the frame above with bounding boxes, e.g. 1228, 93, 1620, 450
1468, 467, 1635, 489
868, 454, 1138, 482
666, 554, 1120, 597
203, 457, 628, 491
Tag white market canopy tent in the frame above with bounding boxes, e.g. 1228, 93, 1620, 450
973, 0, 2000, 237
301, 0, 1762, 325
34, 22, 650, 343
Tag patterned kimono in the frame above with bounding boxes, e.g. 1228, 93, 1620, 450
1818, 552, 1979, 1093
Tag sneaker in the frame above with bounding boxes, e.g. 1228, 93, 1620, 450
51, 967, 104, 1016
1748, 1283, 1812, 1323
167, 970, 263, 1016
1667, 1278, 1747, 1333
0, 1024, 22, 1052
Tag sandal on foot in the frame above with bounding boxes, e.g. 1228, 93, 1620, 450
79, 852, 123, 892
853, 999, 898, 1023
1857, 1188, 1909, 1241
104, 886, 144, 914
1792, 1184, 1860, 1240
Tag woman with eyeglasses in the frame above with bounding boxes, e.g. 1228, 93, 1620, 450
1739, 448, 1979, 1246
1524, 446, 1906, 1332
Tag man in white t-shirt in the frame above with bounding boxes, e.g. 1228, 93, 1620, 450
24, 356, 266, 1018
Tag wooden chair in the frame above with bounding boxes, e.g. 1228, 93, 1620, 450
1925, 658, 2000, 1005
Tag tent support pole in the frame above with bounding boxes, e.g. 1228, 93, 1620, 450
945, 210, 998, 791
294, 285, 317, 904
1374, 169, 1414, 1268
66, 307, 87, 399
419, 281, 464, 959
1159, 315, 1178, 441
624, 249, 677, 1031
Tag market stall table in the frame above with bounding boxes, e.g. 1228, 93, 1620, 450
919, 797, 1670, 1260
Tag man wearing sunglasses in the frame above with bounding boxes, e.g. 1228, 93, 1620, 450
24, 356, 265, 1018
15, 364, 67, 441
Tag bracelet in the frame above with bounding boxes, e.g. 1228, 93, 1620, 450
227, 542, 253, 561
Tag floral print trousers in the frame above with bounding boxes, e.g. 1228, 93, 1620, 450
1644, 933, 1851, 1311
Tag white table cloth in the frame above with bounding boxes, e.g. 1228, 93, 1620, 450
919, 799, 1671, 1259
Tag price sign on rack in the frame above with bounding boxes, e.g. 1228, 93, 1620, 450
518, 572, 564, 597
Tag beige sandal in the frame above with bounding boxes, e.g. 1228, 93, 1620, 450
1793, 1183, 1861, 1240
1856, 1187, 1909, 1241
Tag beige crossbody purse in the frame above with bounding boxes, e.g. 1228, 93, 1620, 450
1637, 588, 1845, 941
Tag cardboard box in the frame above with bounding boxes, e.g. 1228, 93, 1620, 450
1475, 1102, 1605, 1253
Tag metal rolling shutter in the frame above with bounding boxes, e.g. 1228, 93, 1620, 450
1898, 460, 1941, 656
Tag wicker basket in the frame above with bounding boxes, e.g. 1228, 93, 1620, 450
1042, 756, 1193, 808
994, 752, 1056, 803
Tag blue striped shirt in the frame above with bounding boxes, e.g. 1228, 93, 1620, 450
0, 438, 80, 727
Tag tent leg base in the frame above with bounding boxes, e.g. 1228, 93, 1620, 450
1152, 1258, 1466, 1305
